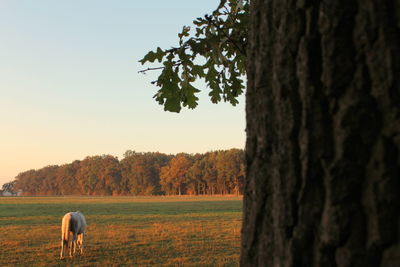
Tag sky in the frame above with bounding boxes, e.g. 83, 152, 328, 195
0, 1, 245, 186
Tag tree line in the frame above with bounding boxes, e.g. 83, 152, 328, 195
9, 149, 244, 196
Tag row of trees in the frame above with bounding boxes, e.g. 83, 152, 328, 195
10, 149, 244, 196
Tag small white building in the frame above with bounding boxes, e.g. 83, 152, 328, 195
2, 190, 14, 196
1, 190, 21, 196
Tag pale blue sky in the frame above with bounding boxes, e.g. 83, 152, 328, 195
0, 1, 245, 185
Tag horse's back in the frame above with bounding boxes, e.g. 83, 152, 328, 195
70, 211, 86, 234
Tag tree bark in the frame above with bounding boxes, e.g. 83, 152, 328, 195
242, 0, 400, 266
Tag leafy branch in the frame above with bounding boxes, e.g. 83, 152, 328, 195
139, 0, 249, 112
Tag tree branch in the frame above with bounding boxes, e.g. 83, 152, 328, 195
138, 66, 166, 74
138, 62, 183, 74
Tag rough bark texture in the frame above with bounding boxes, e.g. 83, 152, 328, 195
242, 0, 400, 266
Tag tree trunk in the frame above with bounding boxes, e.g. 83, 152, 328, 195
242, 1, 400, 266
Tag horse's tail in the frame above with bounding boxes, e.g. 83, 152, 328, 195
61, 213, 71, 241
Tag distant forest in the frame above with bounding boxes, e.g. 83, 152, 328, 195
7, 149, 244, 196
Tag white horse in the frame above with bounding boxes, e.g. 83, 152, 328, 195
60, 211, 87, 259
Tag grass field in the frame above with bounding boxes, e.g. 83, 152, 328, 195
0, 196, 242, 266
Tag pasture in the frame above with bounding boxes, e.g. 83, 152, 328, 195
0, 196, 242, 266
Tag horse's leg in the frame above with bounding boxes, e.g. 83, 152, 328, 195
76, 233, 81, 255
81, 233, 84, 255
60, 239, 65, 259
68, 238, 72, 258
61, 232, 69, 259
77, 233, 84, 255
71, 233, 77, 257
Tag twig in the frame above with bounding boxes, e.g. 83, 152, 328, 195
138, 66, 165, 74
138, 62, 183, 74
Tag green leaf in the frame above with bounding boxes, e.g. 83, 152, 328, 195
164, 94, 181, 112
191, 65, 205, 78
209, 86, 222, 103
181, 81, 200, 109
155, 47, 165, 63
139, 50, 157, 64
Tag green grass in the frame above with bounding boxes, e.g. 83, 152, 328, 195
0, 196, 242, 266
